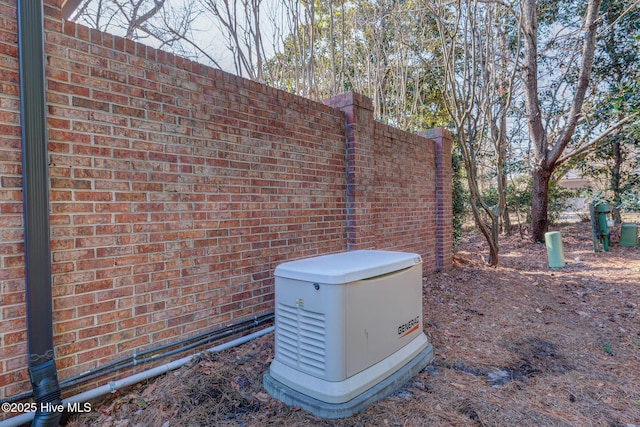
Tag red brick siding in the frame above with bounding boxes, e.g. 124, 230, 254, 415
0, 0, 452, 404
44, 19, 349, 388
421, 128, 454, 270
373, 121, 437, 268
325, 93, 446, 268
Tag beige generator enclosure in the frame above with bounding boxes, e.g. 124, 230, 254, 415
263, 250, 434, 419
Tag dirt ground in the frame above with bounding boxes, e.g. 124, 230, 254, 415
67, 222, 640, 427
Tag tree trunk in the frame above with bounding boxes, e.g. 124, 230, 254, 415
523, 0, 602, 242
531, 167, 552, 242
469, 192, 500, 266
611, 137, 622, 223
500, 170, 511, 234
464, 152, 500, 266
497, 113, 510, 234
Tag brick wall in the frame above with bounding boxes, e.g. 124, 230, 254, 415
0, 0, 452, 405
422, 128, 454, 270
325, 93, 441, 266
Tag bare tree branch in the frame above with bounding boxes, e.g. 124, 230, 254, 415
549, 0, 603, 165
555, 114, 639, 166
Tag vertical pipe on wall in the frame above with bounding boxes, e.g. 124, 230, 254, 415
17, 0, 63, 424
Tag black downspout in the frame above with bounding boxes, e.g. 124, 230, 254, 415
17, 0, 63, 425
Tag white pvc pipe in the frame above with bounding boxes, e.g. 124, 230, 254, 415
0, 327, 274, 427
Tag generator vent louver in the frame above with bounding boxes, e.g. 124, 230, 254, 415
276, 303, 326, 376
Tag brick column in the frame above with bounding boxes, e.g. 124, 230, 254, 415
325, 92, 376, 250
420, 128, 453, 270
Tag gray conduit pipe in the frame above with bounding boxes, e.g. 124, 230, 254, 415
0, 327, 274, 427
2, 314, 274, 404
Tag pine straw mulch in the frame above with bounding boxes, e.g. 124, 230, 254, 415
67, 222, 640, 427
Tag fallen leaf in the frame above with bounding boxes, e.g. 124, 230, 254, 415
254, 392, 271, 402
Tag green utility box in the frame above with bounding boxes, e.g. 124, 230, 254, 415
619, 224, 638, 247
590, 203, 613, 252
596, 203, 612, 251
544, 231, 565, 269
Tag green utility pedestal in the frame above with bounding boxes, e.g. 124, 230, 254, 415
619, 224, 638, 247
590, 203, 613, 252
544, 231, 565, 269
596, 204, 611, 252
